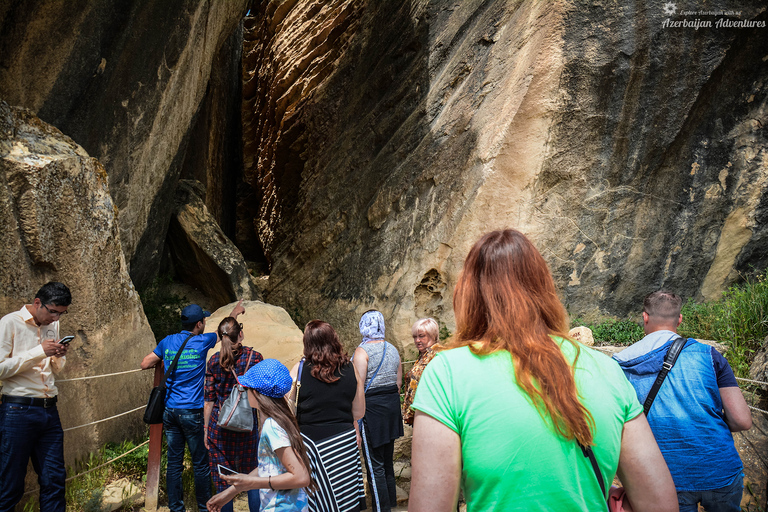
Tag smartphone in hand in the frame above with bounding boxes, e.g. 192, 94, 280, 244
217, 464, 239, 476
58, 336, 75, 345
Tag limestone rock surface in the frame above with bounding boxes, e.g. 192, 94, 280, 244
204, 300, 304, 370
0, 103, 155, 466
167, 180, 261, 308
0, 0, 249, 287
242, 1, 768, 353
749, 336, 768, 390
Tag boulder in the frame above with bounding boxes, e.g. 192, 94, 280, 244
204, 300, 304, 370
569, 326, 595, 347
241, 1, 768, 351
100, 478, 142, 512
0, 103, 155, 467
167, 180, 261, 308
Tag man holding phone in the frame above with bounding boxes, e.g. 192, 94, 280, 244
0, 282, 72, 512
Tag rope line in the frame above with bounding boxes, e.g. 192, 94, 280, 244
23, 440, 150, 496
65, 440, 150, 482
748, 404, 768, 415
736, 376, 768, 386
62, 405, 145, 432
57, 368, 144, 382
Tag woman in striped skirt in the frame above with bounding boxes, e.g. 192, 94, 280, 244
289, 320, 366, 512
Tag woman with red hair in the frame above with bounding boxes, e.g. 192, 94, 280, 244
408, 229, 677, 511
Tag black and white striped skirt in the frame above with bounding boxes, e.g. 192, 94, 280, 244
302, 428, 366, 512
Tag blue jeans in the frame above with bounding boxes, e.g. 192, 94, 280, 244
677, 473, 743, 512
0, 402, 66, 512
164, 408, 211, 512
220, 489, 260, 512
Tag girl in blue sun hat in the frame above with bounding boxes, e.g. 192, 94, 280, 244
207, 359, 314, 512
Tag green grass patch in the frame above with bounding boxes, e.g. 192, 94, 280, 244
678, 269, 768, 378
570, 318, 644, 346
571, 269, 768, 378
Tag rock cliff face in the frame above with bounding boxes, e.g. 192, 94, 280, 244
0, 103, 155, 466
242, 1, 768, 349
0, 0, 249, 288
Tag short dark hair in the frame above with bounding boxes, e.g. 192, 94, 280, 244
643, 291, 682, 319
35, 282, 72, 307
181, 321, 198, 332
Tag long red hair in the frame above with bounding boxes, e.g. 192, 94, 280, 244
452, 229, 594, 445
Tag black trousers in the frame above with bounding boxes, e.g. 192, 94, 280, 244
362, 439, 396, 512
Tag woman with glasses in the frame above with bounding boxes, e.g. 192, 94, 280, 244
204, 317, 264, 512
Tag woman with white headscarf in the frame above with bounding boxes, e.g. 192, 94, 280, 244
352, 310, 403, 512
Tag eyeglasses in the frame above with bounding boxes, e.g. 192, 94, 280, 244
43, 304, 68, 318
239, 323, 243, 331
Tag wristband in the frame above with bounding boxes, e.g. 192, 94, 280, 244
268, 475, 273, 490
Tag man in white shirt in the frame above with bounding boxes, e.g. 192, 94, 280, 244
0, 282, 72, 512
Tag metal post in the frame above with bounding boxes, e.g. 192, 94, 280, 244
145, 363, 164, 510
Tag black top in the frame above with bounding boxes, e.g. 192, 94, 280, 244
297, 361, 357, 442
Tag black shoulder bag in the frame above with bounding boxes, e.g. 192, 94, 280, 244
143, 333, 194, 424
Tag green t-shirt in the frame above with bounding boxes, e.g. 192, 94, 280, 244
412, 341, 642, 511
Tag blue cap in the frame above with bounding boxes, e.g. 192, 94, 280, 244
239, 359, 293, 398
180, 304, 210, 324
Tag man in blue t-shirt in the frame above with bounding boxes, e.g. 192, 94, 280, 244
141, 301, 244, 512
614, 291, 752, 512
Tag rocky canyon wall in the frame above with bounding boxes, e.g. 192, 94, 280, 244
0, 0, 249, 289
244, 0, 768, 354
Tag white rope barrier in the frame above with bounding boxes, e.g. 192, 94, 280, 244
24, 440, 150, 496
748, 404, 768, 416
62, 405, 145, 432
736, 376, 768, 386
65, 440, 149, 482
57, 368, 144, 382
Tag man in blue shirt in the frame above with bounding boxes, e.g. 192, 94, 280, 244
141, 301, 244, 512
614, 291, 752, 512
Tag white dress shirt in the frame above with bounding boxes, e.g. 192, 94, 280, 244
0, 305, 66, 398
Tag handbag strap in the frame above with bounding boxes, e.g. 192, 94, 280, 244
364, 342, 387, 393
160, 333, 195, 392
230, 350, 256, 386
294, 357, 305, 419
579, 442, 609, 511
295, 357, 305, 398
643, 335, 687, 416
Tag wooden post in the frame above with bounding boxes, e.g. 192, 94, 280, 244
145, 363, 164, 511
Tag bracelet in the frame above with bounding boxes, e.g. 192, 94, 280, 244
268, 475, 273, 490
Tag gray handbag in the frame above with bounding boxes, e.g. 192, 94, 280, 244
218, 351, 255, 432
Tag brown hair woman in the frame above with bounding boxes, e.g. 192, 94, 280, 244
204, 317, 263, 512
408, 229, 677, 512
288, 320, 366, 512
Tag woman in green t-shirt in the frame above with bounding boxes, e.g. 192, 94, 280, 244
409, 229, 677, 512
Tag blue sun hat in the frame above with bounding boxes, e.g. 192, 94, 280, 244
240, 359, 293, 398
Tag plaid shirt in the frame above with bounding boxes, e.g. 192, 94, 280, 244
205, 346, 263, 491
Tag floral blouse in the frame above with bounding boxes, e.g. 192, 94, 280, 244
402, 346, 438, 425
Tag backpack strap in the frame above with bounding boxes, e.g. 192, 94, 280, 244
643, 335, 687, 416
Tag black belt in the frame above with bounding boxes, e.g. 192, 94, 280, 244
2, 395, 58, 408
